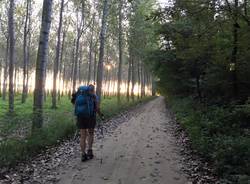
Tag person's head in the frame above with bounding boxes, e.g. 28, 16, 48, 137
88, 84, 95, 94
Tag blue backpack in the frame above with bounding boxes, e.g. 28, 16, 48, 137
74, 86, 95, 118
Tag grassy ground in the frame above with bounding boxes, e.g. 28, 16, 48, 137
167, 97, 250, 182
0, 94, 153, 168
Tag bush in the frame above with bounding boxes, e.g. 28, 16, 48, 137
168, 97, 250, 178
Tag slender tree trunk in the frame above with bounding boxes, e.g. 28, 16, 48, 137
143, 67, 147, 97
137, 60, 141, 99
52, 0, 64, 108
73, 1, 85, 92
87, 42, 93, 85
126, 58, 131, 101
14, 67, 17, 93
140, 63, 145, 98
107, 69, 111, 97
71, 39, 76, 81
33, 0, 53, 129
145, 69, 150, 96
62, 63, 66, 95
112, 68, 116, 96
151, 75, 156, 96
25, 14, 32, 97
231, 0, 239, 99
117, 0, 123, 104
93, 49, 97, 85
2, 38, 9, 101
78, 46, 82, 84
131, 57, 135, 101
96, 0, 109, 100
73, 35, 80, 91
22, 0, 31, 103
58, 29, 66, 100
8, 0, 15, 113
87, 14, 95, 85
69, 39, 76, 95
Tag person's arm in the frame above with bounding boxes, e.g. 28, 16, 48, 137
71, 92, 77, 105
95, 95, 105, 120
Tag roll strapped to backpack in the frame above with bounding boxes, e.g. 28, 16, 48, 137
74, 86, 95, 118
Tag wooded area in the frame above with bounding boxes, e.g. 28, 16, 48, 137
150, 0, 250, 182
0, 0, 155, 170
0, 0, 154, 127
0, 0, 250, 183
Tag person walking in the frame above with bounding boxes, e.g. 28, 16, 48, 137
71, 85, 104, 162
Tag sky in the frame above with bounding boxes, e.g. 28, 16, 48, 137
158, 0, 170, 7
34, 0, 169, 8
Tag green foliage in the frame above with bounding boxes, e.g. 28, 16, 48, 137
147, 1, 250, 180
150, 1, 250, 103
169, 97, 250, 178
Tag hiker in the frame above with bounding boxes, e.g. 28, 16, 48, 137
71, 85, 104, 162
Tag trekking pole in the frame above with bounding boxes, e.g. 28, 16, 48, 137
73, 128, 79, 142
99, 118, 105, 165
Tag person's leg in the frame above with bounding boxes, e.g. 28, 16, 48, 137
87, 128, 95, 151
87, 117, 96, 159
80, 129, 87, 161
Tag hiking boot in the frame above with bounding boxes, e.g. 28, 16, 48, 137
87, 149, 94, 159
81, 153, 88, 162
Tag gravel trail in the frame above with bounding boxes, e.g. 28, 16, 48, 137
1, 97, 191, 184
57, 97, 188, 184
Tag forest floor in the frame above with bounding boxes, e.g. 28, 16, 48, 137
0, 97, 218, 184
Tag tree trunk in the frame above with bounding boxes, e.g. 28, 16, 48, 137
73, 1, 85, 92
8, 0, 15, 113
126, 57, 131, 101
14, 67, 17, 93
137, 60, 141, 99
87, 14, 95, 85
93, 48, 97, 85
33, 0, 53, 129
52, 0, 64, 108
112, 68, 116, 96
70, 39, 76, 82
143, 67, 147, 96
231, 0, 239, 99
151, 75, 156, 96
117, 0, 123, 104
2, 38, 9, 101
140, 63, 145, 98
107, 69, 111, 97
78, 46, 82, 84
73, 33, 80, 91
62, 63, 66, 95
58, 29, 66, 100
22, 0, 31, 103
25, 16, 32, 97
145, 69, 150, 96
131, 57, 135, 101
96, 0, 109, 100
87, 42, 93, 85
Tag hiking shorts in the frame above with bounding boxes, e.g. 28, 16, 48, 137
76, 116, 96, 129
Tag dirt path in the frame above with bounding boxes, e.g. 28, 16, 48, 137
56, 97, 188, 184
